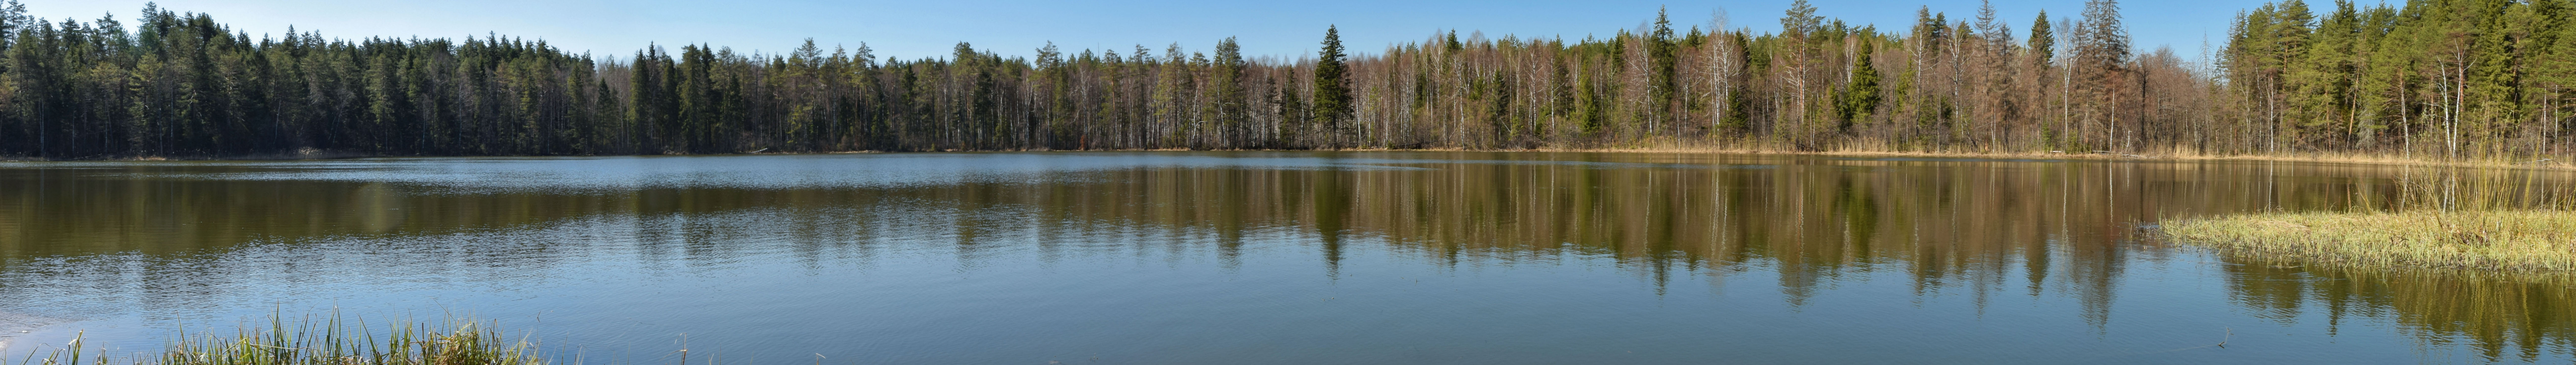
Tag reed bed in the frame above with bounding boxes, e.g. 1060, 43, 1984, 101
7, 316, 545, 365
2166, 210, 2576, 271
2164, 166, 2576, 272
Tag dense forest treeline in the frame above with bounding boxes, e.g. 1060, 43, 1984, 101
2229, 0, 2576, 158
0, 0, 2568, 158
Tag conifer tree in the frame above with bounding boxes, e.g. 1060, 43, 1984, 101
1839, 41, 1883, 132
1649, 7, 1679, 134
1212, 37, 1247, 146
1313, 25, 1352, 148
2029, 11, 2054, 64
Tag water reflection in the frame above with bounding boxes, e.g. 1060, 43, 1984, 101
2222, 256, 2576, 363
0, 152, 2571, 363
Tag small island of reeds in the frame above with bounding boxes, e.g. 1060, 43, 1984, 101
2164, 209, 2576, 272
2164, 167, 2576, 273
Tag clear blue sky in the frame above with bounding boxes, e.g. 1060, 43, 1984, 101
31, 0, 2276, 63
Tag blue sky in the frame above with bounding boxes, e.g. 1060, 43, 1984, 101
31, 0, 2274, 63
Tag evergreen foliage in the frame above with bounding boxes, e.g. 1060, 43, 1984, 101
1311, 25, 1351, 148
2225, 0, 2576, 157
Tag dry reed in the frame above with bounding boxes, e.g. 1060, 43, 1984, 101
5, 315, 545, 365
2164, 166, 2576, 272
2166, 210, 2576, 271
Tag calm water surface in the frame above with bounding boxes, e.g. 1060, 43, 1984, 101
1, 152, 2571, 364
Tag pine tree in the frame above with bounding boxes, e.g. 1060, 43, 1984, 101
2290, 0, 2358, 148
1783, 0, 1823, 36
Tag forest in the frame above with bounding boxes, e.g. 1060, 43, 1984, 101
0, 0, 2568, 159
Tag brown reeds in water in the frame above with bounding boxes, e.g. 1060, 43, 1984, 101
7, 315, 545, 365
2164, 166, 2576, 272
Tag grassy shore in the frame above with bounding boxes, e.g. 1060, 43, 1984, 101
2164, 210, 2576, 272
6, 317, 545, 365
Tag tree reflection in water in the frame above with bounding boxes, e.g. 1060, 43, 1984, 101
0, 152, 2570, 359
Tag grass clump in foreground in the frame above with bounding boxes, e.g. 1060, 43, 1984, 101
2165, 210, 2576, 272
9, 316, 545, 365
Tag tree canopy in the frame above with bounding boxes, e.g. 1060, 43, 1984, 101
0, 0, 2566, 159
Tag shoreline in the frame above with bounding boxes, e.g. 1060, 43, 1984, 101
4, 146, 2567, 171
1485, 144, 2575, 170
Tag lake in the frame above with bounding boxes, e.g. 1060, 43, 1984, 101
0, 152, 2570, 364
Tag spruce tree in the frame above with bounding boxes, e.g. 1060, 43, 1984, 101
1650, 6, 1678, 133
1313, 25, 1352, 148
1840, 41, 1883, 131
1213, 37, 1247, 145
2029, 11, 2054, 65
